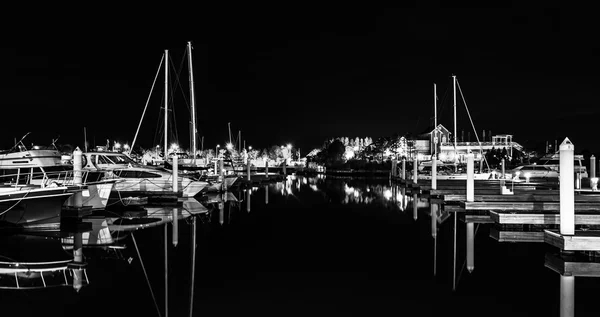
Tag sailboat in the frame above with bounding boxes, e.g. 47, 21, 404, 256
415, 75, 492, 181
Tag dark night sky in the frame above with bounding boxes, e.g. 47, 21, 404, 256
2, 4, 599, 154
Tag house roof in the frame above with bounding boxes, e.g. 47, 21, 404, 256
418, 124, 450, 136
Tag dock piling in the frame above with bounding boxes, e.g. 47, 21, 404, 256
413, 193, 418, 221
560, 138, 575, 235
432, 158, 437, 190
247, 189, 251, 212
172, 154, 178, 193
467, 153, 474, 202
265, 161, 269, 178
560, 275, 575, 317
73, 147, 83, 207
172, 207, 178, 247
413, 157, 418, 184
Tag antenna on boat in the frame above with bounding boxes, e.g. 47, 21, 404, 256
51, 135, 60, 151
9, 132, 31, 152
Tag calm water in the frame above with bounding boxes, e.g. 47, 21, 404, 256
0, 175, 598, 316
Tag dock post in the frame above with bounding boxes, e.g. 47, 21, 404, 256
172, 154, 178, 193
265, 161, 269, 178
575, 172, 581, 190
559, 138, 575, 235
402, 158, 406, 180
172, 207, 178, 247
413, 157, 418, 184
479, 158, 483, 174
560, 275, 575, 317
466, 153, 474, 202
466, 222, 474, 273
247, 162, 251, 182
246, 189, 251, 212
432, 158, 437, 190
219, 159, 224, 182
73, 147, 83, 207
283, 160, 286, 176
214, 159, 217, 176
391, 159, 397, 178
591, 155, 597, 190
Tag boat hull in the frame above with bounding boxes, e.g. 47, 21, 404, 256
0, 187, 73, 230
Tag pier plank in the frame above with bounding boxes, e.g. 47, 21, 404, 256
461, 201, 600, 211
489, 211, 600, 225
489, 228, 545, 243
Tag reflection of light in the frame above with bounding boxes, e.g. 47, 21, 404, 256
354, 191, 359, 198
302, 178, 308, 184
344, 184, 355, 196
310, 185, 319, 191
383, 189, 392, 200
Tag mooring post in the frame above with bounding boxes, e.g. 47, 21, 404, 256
214, 159, 217, 176
467, 222, 474, 273
560, 138, 575, 235
560, 275, 575, 317
402, 158, 406, 180
247, 162, 251, 181
73, 147, 83, 207
467, 153, 474, 202
172, 154, 178, 193
283, 160, 286, 176
432, 158, 437, 190
413, 157, 418, 184
591, 155, 598, 190
219, 159, 224, 182
265, 160, 269, 178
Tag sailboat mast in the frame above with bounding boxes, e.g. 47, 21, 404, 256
164, 49, 169, 159
434, 83, 437, 160
187, 41, 197, 158
452, 74, 457, 168
228, 122, 232, 145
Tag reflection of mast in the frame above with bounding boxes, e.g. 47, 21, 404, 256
189, 216, 197, 317
452, 212, 457, 291
431, 203, 437, 276
165, 223, 169, 317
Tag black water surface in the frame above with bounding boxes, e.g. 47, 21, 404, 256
0, 176, 598, 316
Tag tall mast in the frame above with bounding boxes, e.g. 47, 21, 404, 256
434, 83, 437, 160
452, 74, 457, 169
187, 41, 197, 159
164, 49, 169, 159
228, 122, 232, 145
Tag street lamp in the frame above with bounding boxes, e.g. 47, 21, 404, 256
114, 142, 121, 152
216, 144, 220, 158
248, 146, 252, 151
226, 143, 233, 150
287, 143, 292, 150
123, 144, 130, 151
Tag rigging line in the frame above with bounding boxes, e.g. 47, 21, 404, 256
131, 54, 165, 155
131, 233, 163, 317
456, 79, 491, 171
173, 49, 192, 116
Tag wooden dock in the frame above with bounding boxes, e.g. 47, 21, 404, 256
490, 211, 600, 225
544, 253, 600, 276
489, 227, 546, 243
461, 201, 600, 211
545, 230, 600, 251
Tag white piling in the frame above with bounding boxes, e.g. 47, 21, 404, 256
214, 159, 217, 176
413, 157, 418, 184
560, 275, 575, 317
466, 153, 474, 202
591, 155, 596, 179
172, 154, 178, 193
560, 138, 575, 235
402, 158, 406, 180
283, 160, 286, 176
73, 147, 83, 207
432, 158, 437, 190
172, 207, 178, 247
467, 222, 474, 273
265, 161, 269, 178
247, 162, 251, 181
219, 159, 224, 182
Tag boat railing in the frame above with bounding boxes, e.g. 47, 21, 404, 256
2, 169, 97, 188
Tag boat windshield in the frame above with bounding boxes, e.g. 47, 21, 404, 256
106, 154, 138, 165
